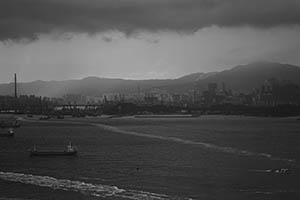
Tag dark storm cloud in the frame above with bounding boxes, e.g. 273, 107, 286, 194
1, 0, 300, 40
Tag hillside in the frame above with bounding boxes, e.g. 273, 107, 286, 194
198, 62, 300, 92
0, 62, 300, 97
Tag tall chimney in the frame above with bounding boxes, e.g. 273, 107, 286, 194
14, 73, 17, 98
14, 73, 17, 113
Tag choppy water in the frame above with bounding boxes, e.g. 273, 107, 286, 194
1, 116, 300, 199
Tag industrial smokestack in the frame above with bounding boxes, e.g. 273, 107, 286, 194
14, 73, 17, 99
14, 73, 17, 113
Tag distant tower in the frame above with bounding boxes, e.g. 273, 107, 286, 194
14, 73, 17, 99
222, 82, 226, 92
137, 85, 141, 102
14, 73, 17, 113
208, 83, 217, 94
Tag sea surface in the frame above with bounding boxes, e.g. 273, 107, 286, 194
0, 115, 300, 200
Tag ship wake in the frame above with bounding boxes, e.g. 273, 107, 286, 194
94, 124, 297, 165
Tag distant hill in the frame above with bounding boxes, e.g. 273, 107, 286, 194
197, 62, 300, 92
0, 62, 300, 97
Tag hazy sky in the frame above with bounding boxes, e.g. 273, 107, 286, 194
1, 0, 300, 83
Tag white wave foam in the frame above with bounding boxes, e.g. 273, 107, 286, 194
240, 188, 296, 195
248, 169, 272, 173
94, 124, 297, 164
0, 172, 187, 200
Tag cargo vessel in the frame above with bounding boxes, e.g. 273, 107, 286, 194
29, 143, 77, 156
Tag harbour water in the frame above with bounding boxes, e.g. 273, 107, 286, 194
0, 115, 300, 199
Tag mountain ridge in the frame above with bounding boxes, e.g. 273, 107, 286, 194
1, 62, 300, 97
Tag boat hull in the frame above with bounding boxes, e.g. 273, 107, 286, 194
29, 151, 77, 156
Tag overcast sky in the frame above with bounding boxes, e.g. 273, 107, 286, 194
1, 0, 300, 83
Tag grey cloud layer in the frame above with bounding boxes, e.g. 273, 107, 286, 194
1, 0, 300, 40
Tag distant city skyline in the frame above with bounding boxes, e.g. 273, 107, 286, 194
1, 0, 300, 83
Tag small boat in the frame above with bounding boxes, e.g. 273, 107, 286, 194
39, 116, 51, 120
13, 120, 21, 128
29, 142, 78, 156
271, 168, 291, 174
0, 128, 14, 137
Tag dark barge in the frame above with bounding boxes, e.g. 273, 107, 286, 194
29, 143, 77, 156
